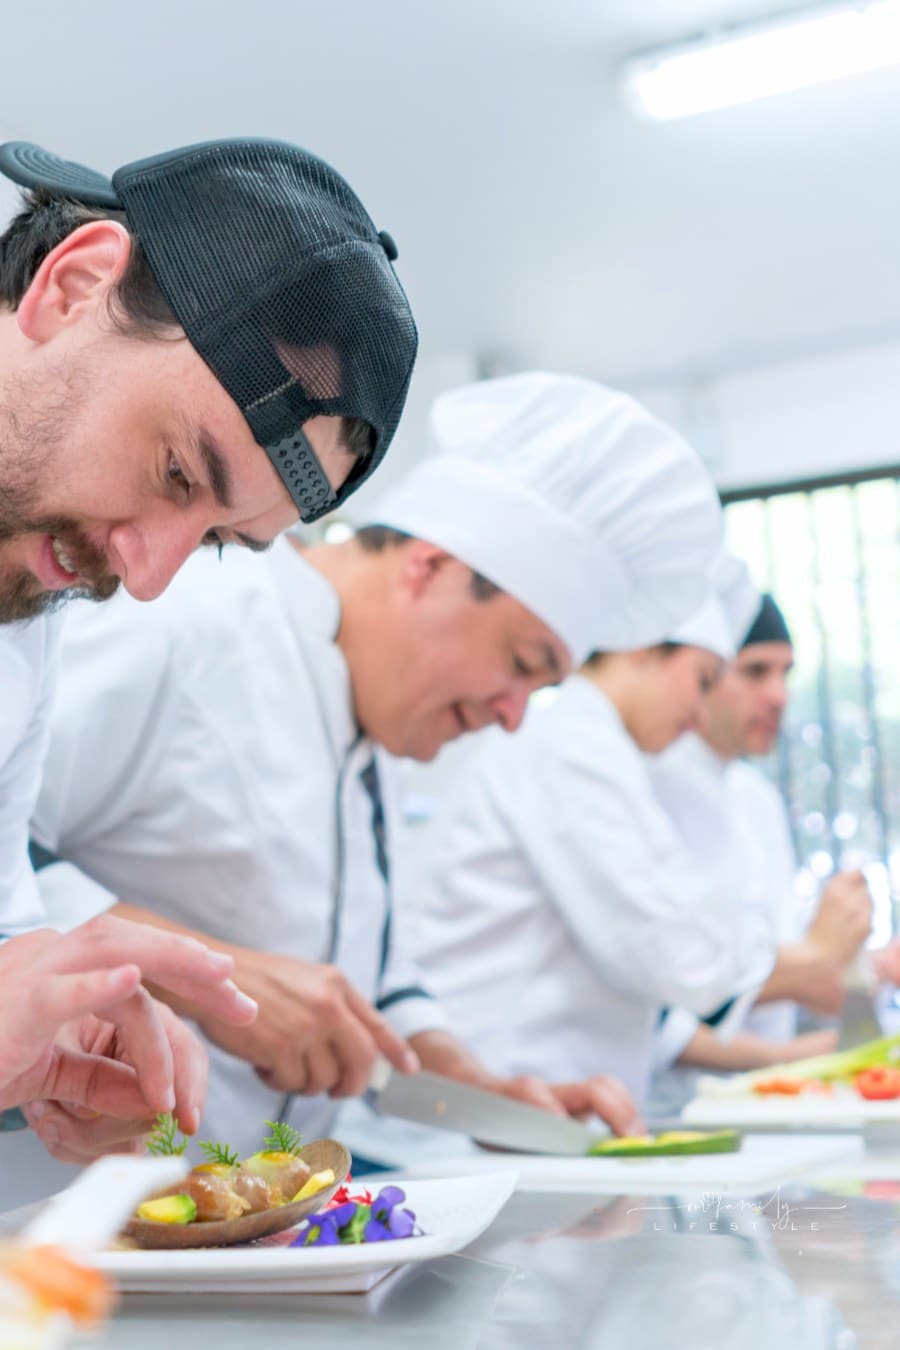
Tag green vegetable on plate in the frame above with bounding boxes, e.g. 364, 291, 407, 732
588, 1129, 742, 1157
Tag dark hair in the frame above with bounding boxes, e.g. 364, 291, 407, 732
0, 189, 177, 334
354, 524, 501, 600
0, 189, 372, 457
584, 641, 683, 668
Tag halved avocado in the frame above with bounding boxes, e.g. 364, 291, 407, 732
135, 1194, 198, 1224
588, 1129, 742, 1157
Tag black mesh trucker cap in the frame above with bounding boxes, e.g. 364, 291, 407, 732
0, 138, 418, 522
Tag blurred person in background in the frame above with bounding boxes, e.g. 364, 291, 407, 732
649, 594, 898, 1109
402, 554, 774, 1114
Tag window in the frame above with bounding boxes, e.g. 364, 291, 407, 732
723, 468, 900, 942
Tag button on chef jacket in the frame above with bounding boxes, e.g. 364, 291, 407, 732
0, 615, 60, 936
31, 539, 448, 1158
648, 731, 800, 1079
405, 675, 774, 1105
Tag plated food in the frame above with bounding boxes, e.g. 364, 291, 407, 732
696, 1033, 900, 1101
124, 1120, 351, 1250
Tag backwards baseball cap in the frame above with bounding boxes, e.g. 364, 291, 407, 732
0, 138, 418, 522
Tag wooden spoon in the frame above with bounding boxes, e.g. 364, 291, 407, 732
120, 1140, 351, 1250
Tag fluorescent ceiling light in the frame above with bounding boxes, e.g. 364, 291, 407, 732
624, 1, 900, 121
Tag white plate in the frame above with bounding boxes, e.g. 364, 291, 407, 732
89, 1172, 516, 1294
395, 1133, 863, 1194
682, 1086, 900, 1130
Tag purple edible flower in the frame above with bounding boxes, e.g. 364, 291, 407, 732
363, 1205, 416, 1242
290, 1186, 418, 1247
327, 1202, 359, 1228
295, 1214, 340, 1247
363, 1186, 416, 1242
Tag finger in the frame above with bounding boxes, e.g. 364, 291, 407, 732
155, 1003, 209, 1137
502, 1075, 566, 1116
148, 972, 258, 1028
587, 1080, 644, 1136
38, 1049, 150, 1119
303, 1043, 342, 1096
25, 1103, 150, 1165
255, 1064, 302, 1094
327, 1016, 381, 1098
554, 1078, 643, 1135
48, 916, 237, 995
345, 987, 419, 1074
101, 987, 176, 1115
18, 966, 143, 1047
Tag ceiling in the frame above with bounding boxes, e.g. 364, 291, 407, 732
2, 0, 900, 388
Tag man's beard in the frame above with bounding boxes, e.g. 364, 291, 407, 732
0, 513, 119, 624
0, 361, 120, 623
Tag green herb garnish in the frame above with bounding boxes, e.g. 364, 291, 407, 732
262, 1120, 303, 1155
147, 1112, 188, 1157
198, 1139, 239, 1167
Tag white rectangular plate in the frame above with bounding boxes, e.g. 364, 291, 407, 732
395, 1133, 863, 1194
89, 1172, 516, 1294
682, 1087, 900, 1130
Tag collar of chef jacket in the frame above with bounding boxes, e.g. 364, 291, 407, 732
263, 536, 360, 765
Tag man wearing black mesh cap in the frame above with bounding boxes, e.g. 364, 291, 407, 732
0, 137, 418, 1163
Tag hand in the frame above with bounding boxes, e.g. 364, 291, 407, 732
22, 1002, 208, 1164
0, 916, 251, 1125
548, 1078, 644, 1137
871, 939, 900, 986
490, 1074, 644, 1138
194, 950, 419, 1098
766, 1028, 839, 1064
807, 871, 873, 964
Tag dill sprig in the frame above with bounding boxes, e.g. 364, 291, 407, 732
198, 1139, 239, 1168
147, 1112, 188, 1158
262, 1120, 303, 1155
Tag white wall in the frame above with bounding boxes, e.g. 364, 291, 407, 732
344, 341, 900, 505
634, 342, 900, 490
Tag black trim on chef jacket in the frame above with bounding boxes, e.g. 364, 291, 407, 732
277, 744, 433, 1125
28, 839, 60, 872
1, 1109, 28, 1131
657, 996, 739, 1033
376, 985, 433, 1012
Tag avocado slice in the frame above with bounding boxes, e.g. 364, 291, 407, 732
588, 1129, 742, 1157
136, 1193, 198, 1224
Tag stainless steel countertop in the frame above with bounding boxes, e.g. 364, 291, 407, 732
12, 1164, 900, 1350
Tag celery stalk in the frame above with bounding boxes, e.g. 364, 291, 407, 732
698, 1033, 900, 1098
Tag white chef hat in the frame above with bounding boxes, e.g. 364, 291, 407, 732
667, 552, 759, 661
368, 372, 723, 663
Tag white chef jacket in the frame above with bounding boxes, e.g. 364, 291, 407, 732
405, 676, 772, 1104
648, 733, 800, 1098
0, 614, 59, 936
31, 538, 447, 1157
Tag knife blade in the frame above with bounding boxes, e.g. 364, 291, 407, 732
368, 1063, 604, 1156
838, 983, 882, 1051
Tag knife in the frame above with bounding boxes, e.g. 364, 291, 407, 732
838, 983, 882, 1051
367, 1061, 605, 1156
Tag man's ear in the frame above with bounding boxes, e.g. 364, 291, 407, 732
16, 220, 132, 343
397, 539, 453, 600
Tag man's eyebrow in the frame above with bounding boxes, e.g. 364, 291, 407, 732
196, 428, 234, 511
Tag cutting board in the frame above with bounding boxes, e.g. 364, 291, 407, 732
394, 1133, 862, 1194
681, 1088, 900, 1131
